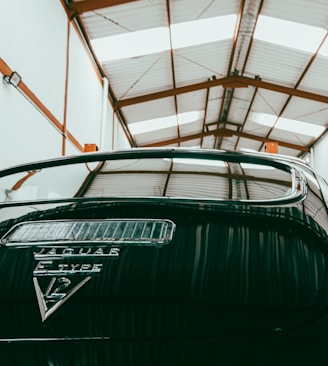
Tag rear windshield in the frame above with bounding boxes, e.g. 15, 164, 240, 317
0, 155, 298, 203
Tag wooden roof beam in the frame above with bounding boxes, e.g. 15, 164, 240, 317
139, 127, 310, 153
68, 0, 139, 15
114, 75, 328, 109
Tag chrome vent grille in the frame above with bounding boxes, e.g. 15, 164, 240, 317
1, 219, 176, 247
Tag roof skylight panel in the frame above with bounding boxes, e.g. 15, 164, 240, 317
250, 112, 277, 127
250, 112, 325, 137
129, 111, 204, 135
254, 15, 326, 53
275, 117, 325, 137
318, 37, 328, 57
92, 27, 170, 61
170, 14, 237, 49
91, 14, 237, 62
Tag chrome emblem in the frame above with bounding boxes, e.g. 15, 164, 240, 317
1, 219, 175, 322
33, 245, 120, 322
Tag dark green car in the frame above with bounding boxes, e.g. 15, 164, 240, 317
0, 148, 328, 365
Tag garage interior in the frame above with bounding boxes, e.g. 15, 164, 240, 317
1, 1, 328, 365
1, 0, 328, 179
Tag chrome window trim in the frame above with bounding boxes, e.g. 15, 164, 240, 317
0, 148, 308, 206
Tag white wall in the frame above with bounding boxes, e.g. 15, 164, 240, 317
313, 134, 328, 182
0, 0, 67, 122
0, 0, 130, 169
65, 26, 103, 148
113, 114, 133, 150
0, 83, 62, 167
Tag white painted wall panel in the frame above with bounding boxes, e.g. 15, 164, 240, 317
0, 0, 127, 168
0, 0, 68, 122
313, 135, 328, 182
113, 115, 132, 150
0, 82, 62, 168
65, 25, 103, 148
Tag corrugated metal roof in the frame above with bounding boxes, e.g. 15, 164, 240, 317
298, 55, 328, 94
123, 97, 177, 123
174, 40, 233, 86
83, 0, 168, 38
261, 0, 328, 27
103, 52, 173, 99
69, 0, 328, 158
282, 98, 328, 126
245, 41, 313, 86
169, 0, 240, 22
